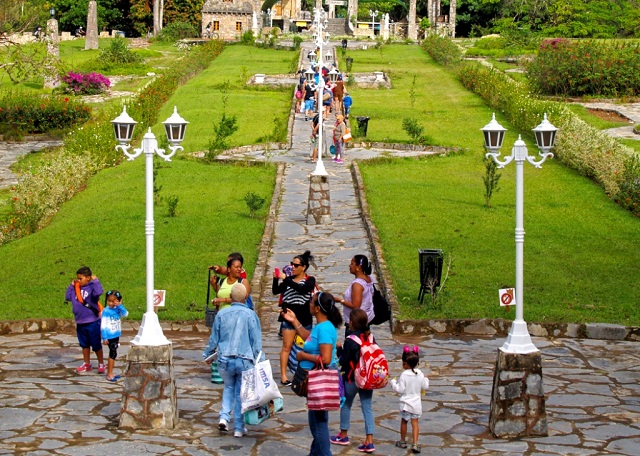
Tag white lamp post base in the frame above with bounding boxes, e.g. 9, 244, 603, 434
131, 312, 171, 346
500, 320, 538, 354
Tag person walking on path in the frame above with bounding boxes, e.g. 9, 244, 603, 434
272, 250, 317, 385
332, 114, 347, 163
282, 291, 343, 456
100, 290, 128, 382
335, 255, 375, 336
390, 346, 430, 454
330, 309, 376, 453
65, 266, 106, 374
203, 283, 263, 438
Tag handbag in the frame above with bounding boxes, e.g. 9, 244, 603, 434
291, 364, 309, 397
288, 334, 304, 374
370, 283, 391, 325
342, 129, 352, 142
240, 352, 283, 414
244, 397, 284, 425
307, 359, 341, 411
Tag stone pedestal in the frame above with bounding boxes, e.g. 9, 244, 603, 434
119, 344, 178, 429
489, 349, 547, 438
307, 175, 331, 225
85, 1, 99, 50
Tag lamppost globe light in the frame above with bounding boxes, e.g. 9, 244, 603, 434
50, 7, 55, 18
305, 67, 315, 82
532, 113, 558, 153
162, 106, 189, 146
111, 106, 137, 145
328, 67, 339, 83
481, 112, 506, 153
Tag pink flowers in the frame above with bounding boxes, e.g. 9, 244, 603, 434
62, 71, 111, 95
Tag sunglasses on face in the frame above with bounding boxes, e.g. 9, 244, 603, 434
291, 262, 303, 267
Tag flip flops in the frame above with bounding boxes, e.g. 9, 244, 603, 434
106, 375, 121, 382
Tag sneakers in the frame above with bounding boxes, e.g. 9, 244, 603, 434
330, 435, 350, 445
218, 419, 229, 432
357, 443, 375, 453
335, 159, 343, 163
233, 430, 243, 438
76, 363, 92, 373
411, 444, 421, 454
97, 364, 106, 374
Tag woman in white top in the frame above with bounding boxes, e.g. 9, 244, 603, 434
336, 254, 374, 336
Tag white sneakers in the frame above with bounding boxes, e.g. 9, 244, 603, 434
234, 431, 243, 438
218, 419, 229, 432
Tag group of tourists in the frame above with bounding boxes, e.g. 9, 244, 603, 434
296, 63, 353, 164
202, 250, 429, 454
65, 250, 428, 454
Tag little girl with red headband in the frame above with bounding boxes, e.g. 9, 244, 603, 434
390, 346, 430, 454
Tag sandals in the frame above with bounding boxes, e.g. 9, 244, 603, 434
106, 375, 121, 382
395, 441, 407, 449
281, 379, 292, 386
411, 444, 421, 453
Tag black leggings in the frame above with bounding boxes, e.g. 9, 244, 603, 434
107, 337, 120, 360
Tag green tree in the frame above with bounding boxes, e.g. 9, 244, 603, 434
52, 0, 125, 34
163, 0, 204, 31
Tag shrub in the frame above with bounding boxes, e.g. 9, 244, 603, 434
402, 118, 424, 144
241, 30, 255, 45
527, 39, 640, 97
157, 21, 199, 42
613, 154, 640, 217
99, 37, 143, 65
62, 71, 111, 95
244, 192, 265, 218
422, 35, 462, 68
0, 92, 92, 134
292, 35, 303, 50
483, 157, 501, 207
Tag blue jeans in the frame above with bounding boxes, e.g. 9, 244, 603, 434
218, 356, 252, 432
308, 410, 332, 456
340, 381, 374, 435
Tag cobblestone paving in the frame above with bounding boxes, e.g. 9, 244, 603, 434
1, 45, 639, 455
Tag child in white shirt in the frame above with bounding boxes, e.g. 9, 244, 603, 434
390, 345, 429, 454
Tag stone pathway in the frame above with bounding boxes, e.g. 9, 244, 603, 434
578, 101, 640, 141
1, 44, 640, 455
0, 139, 63, 189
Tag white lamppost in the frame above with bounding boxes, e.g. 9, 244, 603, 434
369, 10, 379, 35
311, 7, 331, 176
328, 67, 340, 83
481, 113, 558, 354
111, 106, 189, 346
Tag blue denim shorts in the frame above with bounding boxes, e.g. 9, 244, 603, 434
400, 410, 421, 421
281, 321, 312, 331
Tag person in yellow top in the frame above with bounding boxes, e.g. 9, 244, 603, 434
212, 257, 251, 310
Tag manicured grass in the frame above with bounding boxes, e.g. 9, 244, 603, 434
350, 45, 639, 325
156, 44, 298, 152
0, 158, 276, 321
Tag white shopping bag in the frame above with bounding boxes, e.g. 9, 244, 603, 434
240, 351, 283, 414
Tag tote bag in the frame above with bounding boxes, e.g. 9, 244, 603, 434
240, 352, 283, 413
307, 361, 340, 411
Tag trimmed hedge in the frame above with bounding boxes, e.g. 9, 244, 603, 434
423, 36, 636, 200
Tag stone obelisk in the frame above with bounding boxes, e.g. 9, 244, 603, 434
85, 1, 99, 50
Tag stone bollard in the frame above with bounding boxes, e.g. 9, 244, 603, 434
119, 344, 178, 429
307, 175, 331, 225
489, 349, 547, 438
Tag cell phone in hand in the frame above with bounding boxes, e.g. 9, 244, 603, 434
274, 267, 280, 277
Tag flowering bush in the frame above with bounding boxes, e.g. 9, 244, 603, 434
613, 154, 640, 217
0, 92, 91, 134
62, 71, 111, 95
527, 39, 640, 97
422, 35, 462, 69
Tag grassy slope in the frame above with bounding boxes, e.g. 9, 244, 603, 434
352, 45, 640, 324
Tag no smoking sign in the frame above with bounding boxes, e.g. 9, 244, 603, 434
499, 288, 516, 307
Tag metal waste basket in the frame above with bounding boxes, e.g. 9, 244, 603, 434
342, 39, 348, 50
356, 116, 370, 137
418, 249, 444, 303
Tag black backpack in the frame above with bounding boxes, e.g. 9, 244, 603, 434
370, 284, 391, 325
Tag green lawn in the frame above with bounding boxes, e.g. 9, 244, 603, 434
1, 43, 638, 326
0, 158, 276, 321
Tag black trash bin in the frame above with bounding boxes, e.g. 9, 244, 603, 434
342, 39, 348, 50
418, 249, 444, 303
356, 116, 370, 137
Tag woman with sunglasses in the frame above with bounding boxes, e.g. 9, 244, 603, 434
282, 291, 343, 456
272, 250, 316, 385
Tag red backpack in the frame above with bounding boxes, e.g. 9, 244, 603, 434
348, 333, 389, 390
